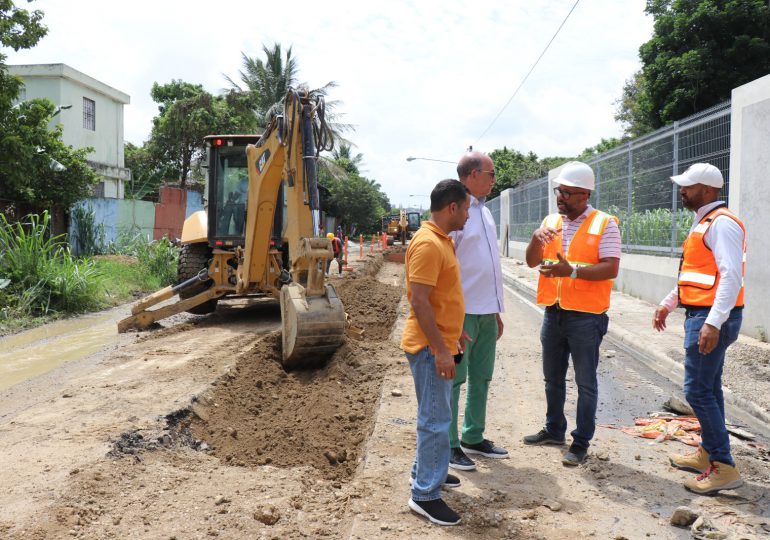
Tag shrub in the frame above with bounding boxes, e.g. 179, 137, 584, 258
70, 204, 106, 256
108, 230, 178, 287
0, 212, 103, 316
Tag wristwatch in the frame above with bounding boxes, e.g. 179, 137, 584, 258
570, 265, 578, 279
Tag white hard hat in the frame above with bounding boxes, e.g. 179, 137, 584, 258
671, 163, 723, 188
553, 161, 595, 191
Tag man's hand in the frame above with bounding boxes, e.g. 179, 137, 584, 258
495, 313, 504, 340
698, 323, 720, 355
532, 226, 561, 247
458, 331, 472, 354
539, 252, 572, 278
653, 306, 669, 332
435, 349, 456, 380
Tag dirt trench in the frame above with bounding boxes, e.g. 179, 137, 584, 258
183, 270, 405, 481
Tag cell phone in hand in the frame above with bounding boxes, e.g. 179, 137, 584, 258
453, 353, 464, 364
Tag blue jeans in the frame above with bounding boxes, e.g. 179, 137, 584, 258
683, 307, 742, 466
541, 307, 608, 449
407, 346, 452, 501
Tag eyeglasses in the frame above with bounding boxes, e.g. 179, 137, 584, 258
553, 187, 587, 200
477, 169, 496, 177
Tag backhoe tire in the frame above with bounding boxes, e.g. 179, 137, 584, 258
177, 243, 218, 315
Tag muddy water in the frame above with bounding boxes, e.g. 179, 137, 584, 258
0, 311, 120, 390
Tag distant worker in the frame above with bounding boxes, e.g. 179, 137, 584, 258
399, 210, 408, 245
326, 232, 343, 275
402, 179, 470, 526
523, 161, 620, 466
448, 151, 507, 472
653, 163, 746, 494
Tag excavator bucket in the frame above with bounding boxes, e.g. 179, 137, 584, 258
280, 283, 346, 370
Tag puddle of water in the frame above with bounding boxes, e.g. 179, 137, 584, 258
0, 312, 119, 391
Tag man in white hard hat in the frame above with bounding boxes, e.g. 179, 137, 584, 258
653, 162, 746, 495
523, 161, 621, 466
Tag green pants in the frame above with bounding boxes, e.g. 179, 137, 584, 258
450, 313, 498, 448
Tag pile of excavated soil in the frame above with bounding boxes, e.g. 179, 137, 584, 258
186, 272, 403, 480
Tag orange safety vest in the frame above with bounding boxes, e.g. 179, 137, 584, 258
536, 209, 618, 314
678, 204, 745, 308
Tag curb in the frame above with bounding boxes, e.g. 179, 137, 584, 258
501, 270, 770, 437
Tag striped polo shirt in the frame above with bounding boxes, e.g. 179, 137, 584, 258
561, 205, 621, 259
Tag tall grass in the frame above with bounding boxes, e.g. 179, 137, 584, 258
0, 212, 103, 318
607, 206, 693, 248
71, 204, 106, 256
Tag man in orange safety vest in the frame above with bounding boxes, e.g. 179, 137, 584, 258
522, 161, 621, 466
653, 163, 746, 495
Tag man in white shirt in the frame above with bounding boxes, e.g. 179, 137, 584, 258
448, 152, 507, 471
653, 162, 746, 495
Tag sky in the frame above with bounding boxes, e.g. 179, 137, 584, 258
6, 0, 654, 209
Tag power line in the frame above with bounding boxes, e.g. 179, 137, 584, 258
473, 0, 582, 147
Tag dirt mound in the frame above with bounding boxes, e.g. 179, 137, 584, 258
185, 269, 403, 481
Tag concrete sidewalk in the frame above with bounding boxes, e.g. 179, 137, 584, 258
500, 257, 770, 438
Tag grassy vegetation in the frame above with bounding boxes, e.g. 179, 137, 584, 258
0, 212, 178, 336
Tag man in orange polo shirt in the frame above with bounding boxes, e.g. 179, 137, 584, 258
402, 179, 470, 527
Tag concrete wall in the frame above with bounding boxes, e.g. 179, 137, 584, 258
730, 74, 770, 340
185, 191, 204, 219
70, 188, 207, 253
154, 187, 187, 241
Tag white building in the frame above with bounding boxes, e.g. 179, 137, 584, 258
8, 63, 131, 198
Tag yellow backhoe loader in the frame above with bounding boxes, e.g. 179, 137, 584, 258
118, 89, 346, 369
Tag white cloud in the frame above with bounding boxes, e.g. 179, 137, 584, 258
6, 0, 653, 208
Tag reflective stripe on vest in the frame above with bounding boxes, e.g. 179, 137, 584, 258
677, 206, 745, 308
536, 210, 618, 314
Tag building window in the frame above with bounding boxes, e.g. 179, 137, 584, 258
83, 97, 95, 130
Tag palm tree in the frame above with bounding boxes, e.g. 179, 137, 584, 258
332, 143, 364, 174
224, 42, 351, 143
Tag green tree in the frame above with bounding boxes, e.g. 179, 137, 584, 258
225, 44, 299, 127
225, 43, 350, 144
319, 149, 390, 234
576, 137, 629, 161
148, 80, 251, 188
617, 0, 770, 135
488, 147, 569, 199
124, 142, 175, 199
0, 2, 99, 219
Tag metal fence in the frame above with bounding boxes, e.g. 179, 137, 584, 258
486, 196, 500, 237
496, 100, 732, 256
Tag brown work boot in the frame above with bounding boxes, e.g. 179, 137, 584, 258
684, 461, 743, 495
669, 445, 709, 473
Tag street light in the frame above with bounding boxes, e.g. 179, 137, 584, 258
52, 104, 72, 118
36, 146, 66, 172
409, 194, 430, 211
406, 156, 455, 164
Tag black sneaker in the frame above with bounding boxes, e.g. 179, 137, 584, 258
408, 498, 461, 526
409, 473, 461, 489
523, 429, 566, 446
461, 439, 509, 459
562, 444, 587, 466
448, 447, 476, 471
